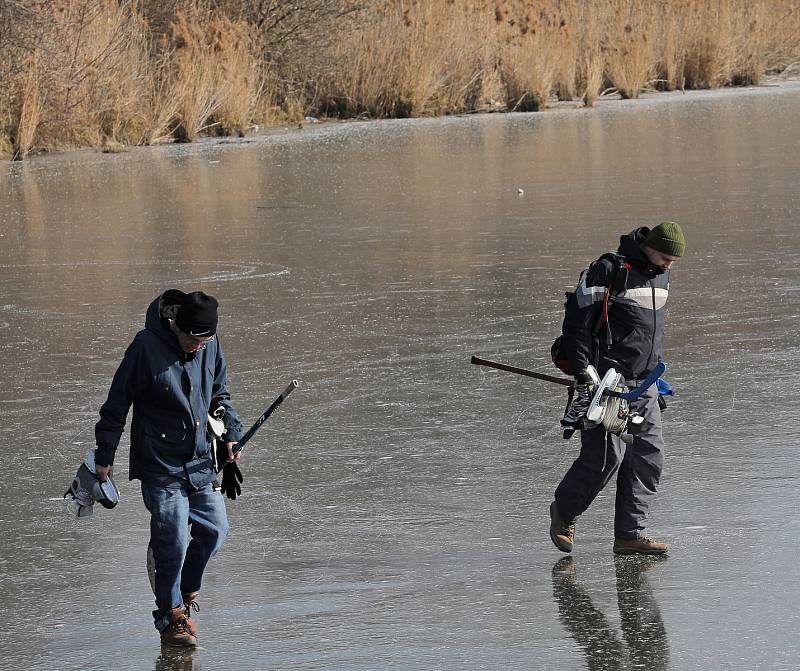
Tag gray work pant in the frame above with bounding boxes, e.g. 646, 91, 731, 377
554, 383, 664, 539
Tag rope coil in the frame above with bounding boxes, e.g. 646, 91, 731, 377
599, 391, 629, 435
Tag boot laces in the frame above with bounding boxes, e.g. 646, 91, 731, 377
556, 519, 575, 538
183, 598, 199, 621
168, 615, 192, 635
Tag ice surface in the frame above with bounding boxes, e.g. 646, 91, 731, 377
1, 82, 799, 670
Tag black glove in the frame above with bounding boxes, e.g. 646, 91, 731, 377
220, 462, 243, 500
215, 439, 243, 500
561, 369, 595, 429
574, 369, 596, 385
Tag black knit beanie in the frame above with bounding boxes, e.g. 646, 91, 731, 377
175, 291, 218, 336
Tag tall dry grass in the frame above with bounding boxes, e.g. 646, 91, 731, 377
602, 1, 658, 99
12, 53, 43, 160
315, 3, 488, 118
2, 0, 800, 158
574, 4, 605, 106
169, 9, 264, 141
494, 1, 573, 111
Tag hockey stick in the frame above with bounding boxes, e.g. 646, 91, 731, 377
470, 356, 665, 402
219, 379, 298, 470
470, 355, 573, 387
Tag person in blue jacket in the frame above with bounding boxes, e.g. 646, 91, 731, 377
94, 289, 244, 647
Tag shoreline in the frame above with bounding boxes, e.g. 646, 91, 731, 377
5, 75, 800, 173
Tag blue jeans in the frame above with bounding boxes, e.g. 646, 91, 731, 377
141, 481, 229, 630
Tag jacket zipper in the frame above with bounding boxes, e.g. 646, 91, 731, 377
649, 280, 656, 367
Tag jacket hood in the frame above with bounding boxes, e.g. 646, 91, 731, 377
144, 290, 185, 353
618, 227, 665, 277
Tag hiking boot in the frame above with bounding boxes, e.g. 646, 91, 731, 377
182, 592, 200, 638
560, 384, 592, 429
613, 535, 668, 555
160, 607, 197, 647
549, 502, 575, 553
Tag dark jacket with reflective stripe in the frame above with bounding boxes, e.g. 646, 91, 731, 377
94, 293, 243, 488
561, 227, 671, 380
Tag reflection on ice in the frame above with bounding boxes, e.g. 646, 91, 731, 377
552, 556, 669, 671
153, 646, 196, 671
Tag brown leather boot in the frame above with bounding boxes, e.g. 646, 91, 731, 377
181, 592, 200, 638
549, 502, 575, 553
613, 535, 668, 555
160, 607, 197, 647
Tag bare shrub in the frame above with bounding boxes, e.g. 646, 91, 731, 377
3, 1, 154, 150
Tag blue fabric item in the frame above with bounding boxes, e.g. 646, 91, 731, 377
656, 378, 675, 396
94, 292, 244, 489
142, 482, 229, 630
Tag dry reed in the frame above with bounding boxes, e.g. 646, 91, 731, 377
12, 53, 43, 160
494, 1, 571, 111
576, 5, 605, 106
2, 0, 800, 158
602, 1, 657, 99
316, 3, 488, 118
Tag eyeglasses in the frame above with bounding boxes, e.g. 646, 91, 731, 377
179, 331, 215, 348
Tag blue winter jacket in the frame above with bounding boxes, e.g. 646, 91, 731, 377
94, 293, 244, 489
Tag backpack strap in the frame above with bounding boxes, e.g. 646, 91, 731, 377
591, 252, 631, 344
552, 252, 631, 374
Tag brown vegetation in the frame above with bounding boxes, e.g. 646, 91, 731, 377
1, 0, 799, 159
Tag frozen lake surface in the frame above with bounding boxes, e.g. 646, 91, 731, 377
1, 81, 799, 670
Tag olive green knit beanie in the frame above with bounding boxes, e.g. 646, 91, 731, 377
644, 221, 685, 257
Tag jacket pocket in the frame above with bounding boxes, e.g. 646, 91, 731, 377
144, 417, 188, 444
611, 324, 636, 346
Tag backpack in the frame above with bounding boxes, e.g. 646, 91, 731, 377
550, 252, 631, 375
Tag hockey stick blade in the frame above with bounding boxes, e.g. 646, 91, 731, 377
605, 362, 666, 401
226, 380, 298, 465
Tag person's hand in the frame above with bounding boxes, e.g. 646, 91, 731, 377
225, 441, 240, 463
95, 464, 113, 481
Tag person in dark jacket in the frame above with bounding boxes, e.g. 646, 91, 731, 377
549, 222, 685, 556
94, 289, 244, 646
